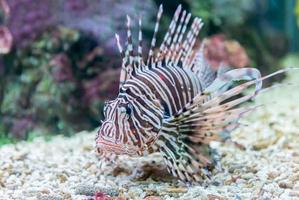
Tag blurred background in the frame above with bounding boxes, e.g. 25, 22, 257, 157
0, 0, 299, 144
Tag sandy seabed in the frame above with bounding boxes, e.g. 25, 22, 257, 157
1, 76, 299, 200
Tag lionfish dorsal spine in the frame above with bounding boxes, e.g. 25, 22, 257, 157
156, 5, 182, 64
126, 15, 135, 73
167, 9, 186, 64
172, 11, 191, 65
137, 17, 143, 69
146, 4, 163, 67
116, 4, 207, 88
190, 39, 206, 72
182, 18, 203, 67
174, 12, 191, 63
117, 15, 138, 87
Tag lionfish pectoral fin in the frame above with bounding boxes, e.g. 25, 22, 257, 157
157, 68, 277, 182
204, 68, 262, 96
161, 67, 299, 182
157, 129, 217, 182
174, 68, 265, 142
159, 107, 257, 182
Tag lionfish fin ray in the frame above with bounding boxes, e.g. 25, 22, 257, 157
137, 16, 144, 70
157, 128, 216, 182
152, 5, 203, 68
147, 4, 163, 67
167, 68, 299, 145
118, 15, 136, 87
117, 4, 205, 87
118, 13, 148, 86
190, 40, 217, 89
168, 68, 263, 123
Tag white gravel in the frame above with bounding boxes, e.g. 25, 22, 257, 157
1, 75, 299, 200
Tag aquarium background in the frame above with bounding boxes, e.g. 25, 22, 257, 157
0, 0, 299, 143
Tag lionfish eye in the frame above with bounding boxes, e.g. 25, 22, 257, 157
119, 104, 132, 117
126, 104, 132, 116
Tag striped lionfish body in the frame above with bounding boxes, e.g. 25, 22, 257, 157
96, 5, 291, 182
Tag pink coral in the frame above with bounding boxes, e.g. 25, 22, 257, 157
95, 192, 111, 200
204, 34, 250, 69
0, 26, 13, 54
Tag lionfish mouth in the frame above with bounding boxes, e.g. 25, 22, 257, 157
96, 139, 139, 157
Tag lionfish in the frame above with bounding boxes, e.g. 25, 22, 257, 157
96, 5, 293, 182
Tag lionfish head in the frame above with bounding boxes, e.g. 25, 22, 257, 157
96, 98, 137, 156
96, 90, 162, 156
